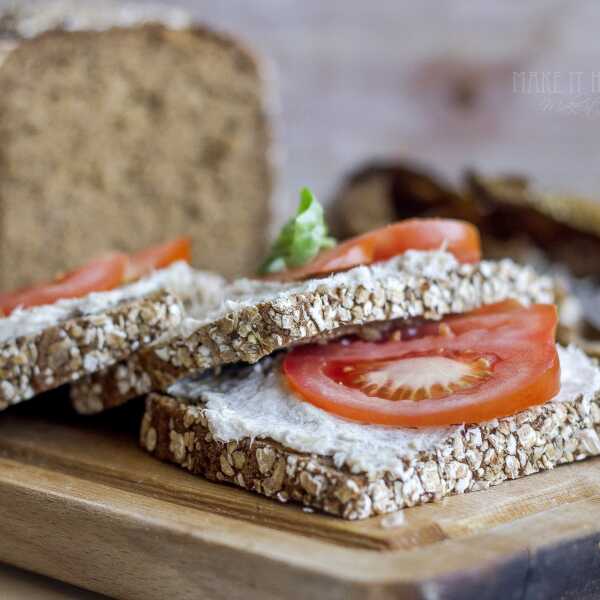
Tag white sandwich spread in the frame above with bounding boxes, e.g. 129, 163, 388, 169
0, 261, 222, 343
168, 345, 599, 477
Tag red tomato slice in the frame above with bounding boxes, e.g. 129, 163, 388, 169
364, 218, 481, 263
263, 237, 376, 282
0, 254, 128, 315
415, 299, 524, 338
0, 237, 192, 315
125, 237, 192, 281
283, 304, 559, 427
268, 218, 481, 282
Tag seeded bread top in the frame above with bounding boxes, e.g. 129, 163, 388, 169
158, 250, 554, 368
0, 262, 223, 343
0, 263, 225, 409
70, 251, 555, 414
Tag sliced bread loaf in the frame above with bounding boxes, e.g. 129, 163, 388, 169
141, 345, 600, 520
0, 7, 273, 287
71, 251, 553, 413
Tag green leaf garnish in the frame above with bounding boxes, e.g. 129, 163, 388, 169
259, 187, 336, 274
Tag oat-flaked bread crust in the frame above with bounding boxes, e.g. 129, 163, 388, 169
142, 387, 600, 520
0, 291, 182, 409
71, 255, 554, 414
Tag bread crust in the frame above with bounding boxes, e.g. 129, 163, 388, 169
0, 291, 182, 409
142, 386, 600, 520
71, 255, 554, 414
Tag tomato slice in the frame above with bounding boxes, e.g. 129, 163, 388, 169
268, 218, 481, 282
263, 237, 376, 282
125, 237, 192, 281
283, 304, 560, 427
415, 299, 524, 338
0, 237, 192, 315
364, 218, 481, 263
0, 254, 128, 315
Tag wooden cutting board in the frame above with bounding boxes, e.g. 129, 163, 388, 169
1, 392, 600, 600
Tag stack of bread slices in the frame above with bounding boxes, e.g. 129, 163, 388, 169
1, 2, 600, 523
3, 240, 600, 520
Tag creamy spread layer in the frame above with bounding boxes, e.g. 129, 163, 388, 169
0, 261, 222, 343
168, 345, 600, 476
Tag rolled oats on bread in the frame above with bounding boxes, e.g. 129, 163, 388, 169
71, 251, 554, 413
141, 345, 600, 519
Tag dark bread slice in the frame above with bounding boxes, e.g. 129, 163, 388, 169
0, 291, 182, 410
141, 345, 600, 520
0, 23, 272, 288
71, 253, 554, 414
465, 172, 600, 278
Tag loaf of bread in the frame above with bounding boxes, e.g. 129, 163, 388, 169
0, 1, 274, 289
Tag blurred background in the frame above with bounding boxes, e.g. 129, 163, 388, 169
3, 0, 600, 230
141, 0, 600, 218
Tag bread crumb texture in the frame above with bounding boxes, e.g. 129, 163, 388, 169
142, 389, 600, 520
0, 291, 182, 409
0, 25, 272, 288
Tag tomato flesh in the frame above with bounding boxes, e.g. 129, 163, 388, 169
0, 254, 128, 315
283, 303, 560, 427
125, 237, 192, 281
0, 237, 192, 315
268, 218, 481, 282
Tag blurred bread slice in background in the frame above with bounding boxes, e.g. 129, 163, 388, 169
328, 161, 600, 279
0, 0, 274, 288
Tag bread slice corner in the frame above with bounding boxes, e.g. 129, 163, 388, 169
0, 262, 222, 410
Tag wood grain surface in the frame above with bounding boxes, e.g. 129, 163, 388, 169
0, 563, 105, 600
0, 392, 600, 599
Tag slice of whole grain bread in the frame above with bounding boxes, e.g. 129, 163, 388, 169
0, 4, 273, 287
141, 346, 600, 520
0, 262, 224, 410
0, 290, 181, 410
71, 251, 554, 414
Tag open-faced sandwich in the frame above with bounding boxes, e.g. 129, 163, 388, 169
71, 189, 550, 413
0, 238, 224, 410
73, 189, 599, 521
4, 189, 599, 521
